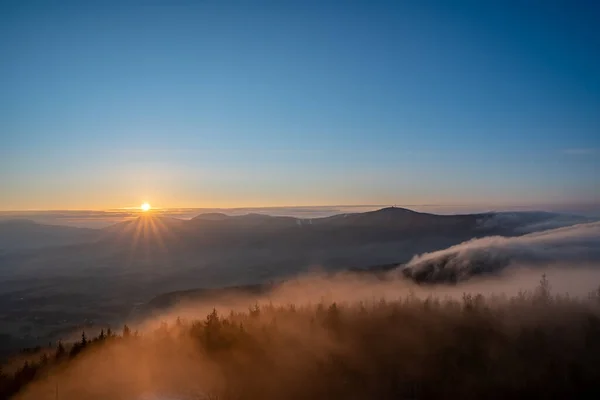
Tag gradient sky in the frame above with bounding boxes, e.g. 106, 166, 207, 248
1, 0, 599, 210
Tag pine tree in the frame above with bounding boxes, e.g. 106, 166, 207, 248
535, 273, 552, 303
325, 302, 341, 334
55, 341, 66, 360
123, 324, 131, 338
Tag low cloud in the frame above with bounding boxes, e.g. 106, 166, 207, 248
401, 221, 600, 283
475, 212, 596, 233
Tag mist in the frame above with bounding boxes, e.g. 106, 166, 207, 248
7, 256, 600, 399
5, 218, 600, 399
402, 221, 600, 283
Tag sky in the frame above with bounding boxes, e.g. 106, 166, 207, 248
1, 0, 599, 211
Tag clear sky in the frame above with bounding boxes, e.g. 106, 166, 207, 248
1, 0, 599, 210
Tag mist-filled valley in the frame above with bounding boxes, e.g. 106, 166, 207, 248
1, 207, 600, 398
5, 273, 600, 400
1, 207, 596, 347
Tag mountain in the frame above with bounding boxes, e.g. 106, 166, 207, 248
0, 207, 594, 346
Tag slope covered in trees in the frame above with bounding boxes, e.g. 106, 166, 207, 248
3, 277, 600, 399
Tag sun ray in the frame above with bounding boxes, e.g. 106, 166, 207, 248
152, 216, 178, 245
126, 217, 144, 268
149, 217, 178, 269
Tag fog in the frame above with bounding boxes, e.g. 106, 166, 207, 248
402, 221, 600, 283
12, 260, 600, 400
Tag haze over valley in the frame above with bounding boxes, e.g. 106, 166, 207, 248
1, 206, 597, 349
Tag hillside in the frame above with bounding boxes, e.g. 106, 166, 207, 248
0, 207, 593, 350
5, 281, 600, 400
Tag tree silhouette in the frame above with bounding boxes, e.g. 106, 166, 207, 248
55, 341, 66, 360
537, 273, 551, 300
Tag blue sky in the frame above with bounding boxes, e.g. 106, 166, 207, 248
1, 0, 599, 210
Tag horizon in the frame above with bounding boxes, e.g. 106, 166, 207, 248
2, 202, 600, 229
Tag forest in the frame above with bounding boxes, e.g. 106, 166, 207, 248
3, 276, 600, 400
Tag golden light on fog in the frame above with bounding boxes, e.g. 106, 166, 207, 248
140, 202, 151, 212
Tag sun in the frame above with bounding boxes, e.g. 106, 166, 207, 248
140, 202, 151, 212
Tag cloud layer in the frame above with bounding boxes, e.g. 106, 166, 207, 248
401, 221, 600, 283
